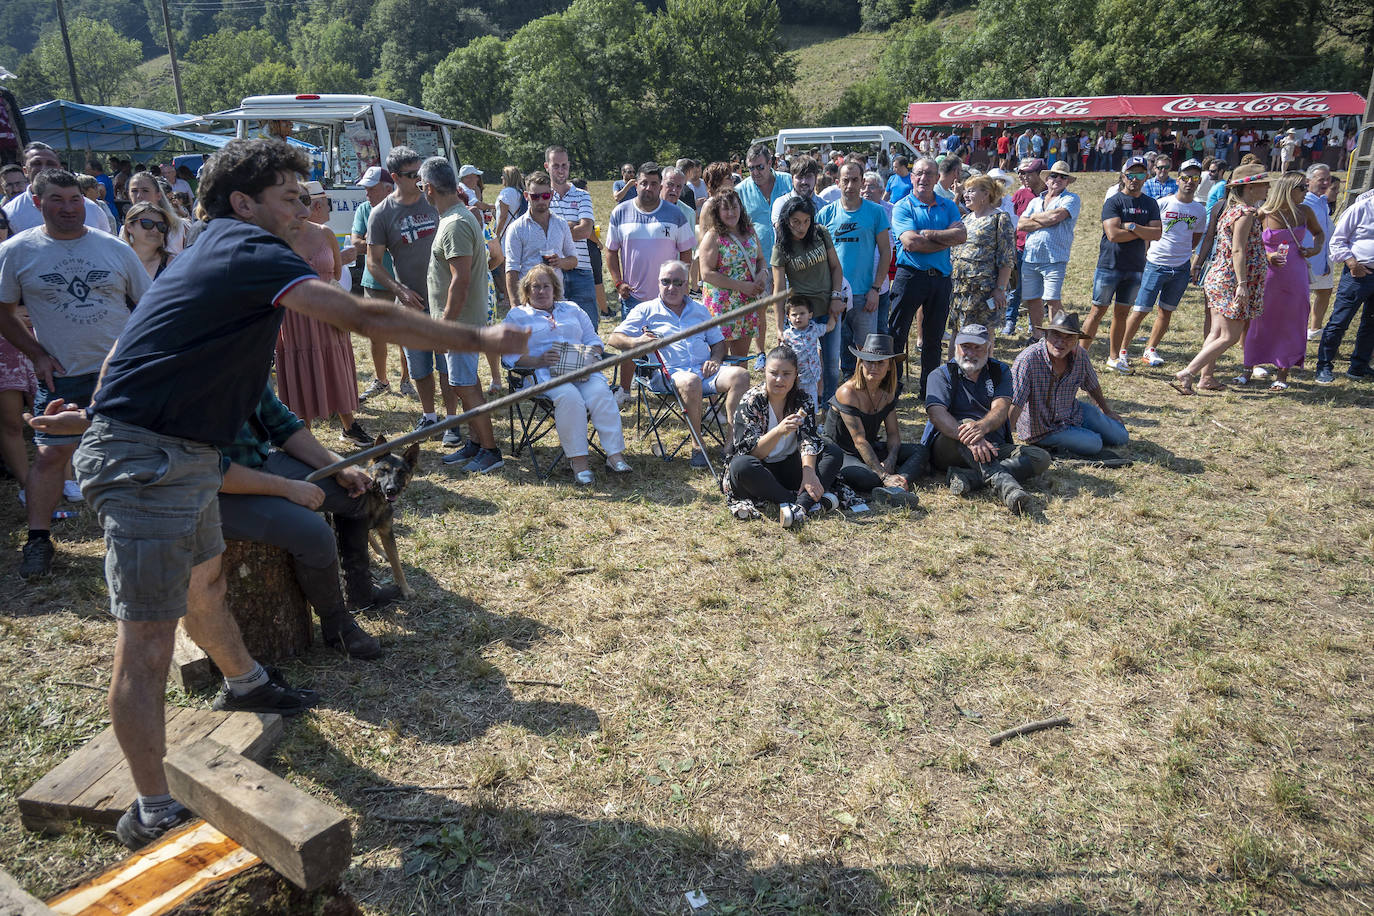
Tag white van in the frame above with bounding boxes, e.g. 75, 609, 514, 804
175, 94, 501, 246
763, 126, 918, 161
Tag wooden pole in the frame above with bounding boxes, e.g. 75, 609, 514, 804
159, 0, 186, 115
53, 0, 82, 104
304, 290, 789, 482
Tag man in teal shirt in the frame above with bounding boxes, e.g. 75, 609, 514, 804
735, 142, 792, 272
351, 166, 413, 401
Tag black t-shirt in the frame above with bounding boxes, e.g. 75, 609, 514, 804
1098, 193, 1160, 273
92, 218, 317, 446
923, 358, 1012, 445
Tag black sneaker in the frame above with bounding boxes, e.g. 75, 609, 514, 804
442, 440, 481, 465
116, 800, 193, 849
19, 538, 54, 579
358, 378, 390, 402
464, 448, 504, 474
413, 415, 442, 439
341, 420, 373, 446
212, 675, 318, 716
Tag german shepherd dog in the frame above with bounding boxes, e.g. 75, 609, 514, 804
363, 436, 420, 598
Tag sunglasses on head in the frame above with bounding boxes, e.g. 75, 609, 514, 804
527, 191, 553, 201
129, 217, 168, 233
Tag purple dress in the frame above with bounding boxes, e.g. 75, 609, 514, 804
1243, 224, 1309, 370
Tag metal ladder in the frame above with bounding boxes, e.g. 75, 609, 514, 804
1341, 67, 1374, 203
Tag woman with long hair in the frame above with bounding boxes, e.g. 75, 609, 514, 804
822, 334, 923, 506
274, 182, 371, 445
125, 171, 190, 252
1237, 171, 1325, 390
699, 189, 766, 358
1172, 166, 1273, 394
493, 165, 524, 240
120, 202, 176, 280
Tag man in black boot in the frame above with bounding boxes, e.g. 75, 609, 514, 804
925, 324, 1050, 515
336, 514, 401, 612
218, 384, 390, 657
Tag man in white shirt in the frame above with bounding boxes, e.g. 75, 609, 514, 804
1118, 159, 1207, 366
1315, 187, 1374, 383
503, 171, 577, 307
544, 146, 598, 327
1304, 164, 1336, 340
3, 142, 113, 233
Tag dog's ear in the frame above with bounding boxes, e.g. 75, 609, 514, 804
402, 441, 421, 468
373, 435, 387, 448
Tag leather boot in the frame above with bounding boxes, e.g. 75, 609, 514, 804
947, 467, 982, 497
336, 515, 402, 611
294, 559, 383, 659
986, 470, 1030, 515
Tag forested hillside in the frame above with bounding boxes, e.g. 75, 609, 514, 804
2, 0, 1368, 175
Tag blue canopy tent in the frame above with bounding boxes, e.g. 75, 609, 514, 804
20, 99, 318, 161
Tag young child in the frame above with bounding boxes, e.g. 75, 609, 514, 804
779, 294, 836, 405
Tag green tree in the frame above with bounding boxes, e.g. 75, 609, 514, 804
422, 36, 510, 169
31, 16, 142, 105
646, 0, 797, 162
182, 28, 290, 112
367, 0, 496, 106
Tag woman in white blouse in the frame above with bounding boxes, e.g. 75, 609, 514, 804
503, 264, 631, 485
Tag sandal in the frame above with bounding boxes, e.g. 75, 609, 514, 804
1169, 372, 1195, 395
1269, 380, 1289, 391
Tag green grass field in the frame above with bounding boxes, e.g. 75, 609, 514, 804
1, 171, 1372, 913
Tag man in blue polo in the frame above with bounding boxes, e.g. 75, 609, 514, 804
889, 157, 966, 396
735, 142, 792, 268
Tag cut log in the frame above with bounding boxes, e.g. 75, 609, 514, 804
164, 741, 351, 892
1, 868, 55, 916
221, 539, 312, 664
168, 624, 215, 693
18, 711, 282, 834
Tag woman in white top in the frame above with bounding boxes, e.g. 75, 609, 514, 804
494, 166, 525, 240
126, 171, 190, 253
502, 264, 629, 485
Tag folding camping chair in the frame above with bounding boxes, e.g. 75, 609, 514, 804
631, 352, 755, 474
505, 367, 603, 480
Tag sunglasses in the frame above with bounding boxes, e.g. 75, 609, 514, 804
396, 170, 421, 180
748, 164, 768, 172
1046, 173, 1068, 180
129, 217, 169, 233
1125, 173, 1147, 180
527, 191, 553, 201
659, 277, 685, 287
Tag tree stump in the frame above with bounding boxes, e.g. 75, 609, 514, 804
221, 540, 312, 663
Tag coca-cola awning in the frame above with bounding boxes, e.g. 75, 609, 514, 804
905, 93, 1366, 126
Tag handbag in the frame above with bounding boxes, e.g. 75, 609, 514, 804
548, 340, 600, 377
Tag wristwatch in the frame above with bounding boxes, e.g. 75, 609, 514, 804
1125, 221, 1137, 233
830, 290, 844, 299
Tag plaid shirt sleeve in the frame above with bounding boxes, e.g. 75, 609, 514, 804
218, 387, 305, 471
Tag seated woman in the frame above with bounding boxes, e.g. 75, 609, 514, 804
822, 334, 924, 508
120, 202, 176, 280
723, 345, 843, 528
502, 264, 630, 485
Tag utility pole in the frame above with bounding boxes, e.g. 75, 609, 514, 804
53, 0, 82, 104
159, 0, 186, 114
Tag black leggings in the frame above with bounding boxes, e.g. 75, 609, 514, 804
835, 441, 927, 492
727, 442, 843, 509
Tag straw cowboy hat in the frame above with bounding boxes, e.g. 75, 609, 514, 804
1039, 161, 1076, 184
1228, 164, 1274, 187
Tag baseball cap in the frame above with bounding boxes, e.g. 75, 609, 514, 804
954, 324, 991, 346
1178, 158, 1204, 173
1017, 158, 1046, 173
1121, 156, 1148, 174
356, 166, 388, 188
301, 180, 325, 197
457, 164, 483, 179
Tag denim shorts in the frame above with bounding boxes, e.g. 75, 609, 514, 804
404, 347, 446, 381
1134, 261, 1191, 312
34, 372, 99, 447
647, 368, 720, 396
73, 415, 224, 622
1021, 261, 1067, 301
446, 350, 479, 387
1092, 268, 1143, 308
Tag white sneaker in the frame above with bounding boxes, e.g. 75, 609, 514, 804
63, 480, 82, 502
1251, 365, 1270, 379
1141, 347, 1165, 367
613, 386, 632, 409
1307, 328, 1323, 341
1108, 354, 1133, 374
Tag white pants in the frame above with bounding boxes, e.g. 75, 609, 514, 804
544, 374, 624, 458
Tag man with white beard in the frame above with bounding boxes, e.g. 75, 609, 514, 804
923, 323, 1050, 515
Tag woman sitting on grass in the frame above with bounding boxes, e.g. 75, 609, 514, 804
723, 345, 843, 528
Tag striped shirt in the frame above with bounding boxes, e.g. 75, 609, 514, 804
1010, 339, 1102, 443
549, 184, 594, 271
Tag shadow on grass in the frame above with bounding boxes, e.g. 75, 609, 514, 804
1130, 441, 1206, 475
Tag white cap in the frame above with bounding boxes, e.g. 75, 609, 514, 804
301, 180, 325, 197
356, 166, 389, 188
457, 164, 484, 179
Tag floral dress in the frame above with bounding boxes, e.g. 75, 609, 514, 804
703, 231, 763, 340
949, 209, 1014, 330
1203, 203, 1267, 321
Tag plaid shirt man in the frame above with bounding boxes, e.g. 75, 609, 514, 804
218, 385, 305, 472
1010, 339, 1103, 443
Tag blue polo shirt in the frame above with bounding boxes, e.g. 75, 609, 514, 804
891, 193, 963, 276
735, 170, 792, 268
885, 171, 913, 204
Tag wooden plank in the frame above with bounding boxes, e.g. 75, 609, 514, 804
168, 626, 215, 692
0, 868, 56, 916
18, 712, 283, 835
164, 742, 350, 892
46, 821, 260, 916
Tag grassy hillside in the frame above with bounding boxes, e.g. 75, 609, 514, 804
787, 25, 890, 121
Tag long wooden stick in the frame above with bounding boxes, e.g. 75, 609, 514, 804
988, 715, 1071, 746
305, 290, 790, 482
